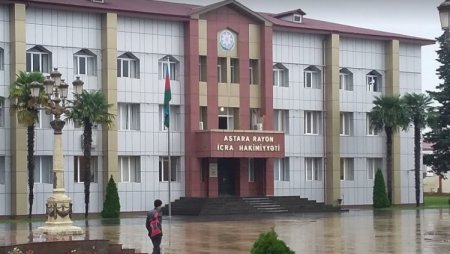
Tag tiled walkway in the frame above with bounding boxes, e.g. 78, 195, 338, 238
1, 209, 450, 253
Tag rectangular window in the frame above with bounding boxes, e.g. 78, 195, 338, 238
339, 73, 353, 91
34, 156, 53, 184
118, 103, 140, 130
367, 75, 381, 92
273, 109, 289, 133
0, 156, 5, 184
340, 158, 354, 181
74, 156, 98, 183
340, 112, 353, 136
38, 110, 52, 129
0, 100, 4, 127
305, 158, 322, 181
119, 156, 141, 183
218, 107, 237, 130
117, 58, 139, 78
0, 48, 4, 71
74, 55, 96, 76
160, 105, 181, 131
159, 156, 178, 182
249, 59, 259, 85
199, 56, 207, 82
248, 159, 255, 182
250, 108, 261, 130
159, 60, 176, 80
273, 68, 287, 87
26, 52, 50, 73
366, 114, 379, 136
230, 58, 239, 83
304, 111, 321, 135
367, 158, 382, 180
200, 106, 208, 130
304, 71, 320, 88
274, 158, 289, 181
217, 57, 227, 83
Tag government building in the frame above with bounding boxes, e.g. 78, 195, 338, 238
0, 0, 433, 216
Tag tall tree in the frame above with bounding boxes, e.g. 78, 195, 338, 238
9, 71, 46, 218
425, 33, 450, 177
404, 93, 432, 207
368, 95, 408, 204
66, 90, 114, 218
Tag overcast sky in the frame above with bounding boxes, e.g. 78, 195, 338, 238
162, 0, 443, 92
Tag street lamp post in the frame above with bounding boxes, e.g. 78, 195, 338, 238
31, 68, 83, 235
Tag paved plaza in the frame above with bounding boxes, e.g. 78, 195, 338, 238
1, 209, 450, 253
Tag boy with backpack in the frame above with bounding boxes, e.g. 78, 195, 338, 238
146, 199, 163, 254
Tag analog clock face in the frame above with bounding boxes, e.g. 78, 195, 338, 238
219, 30, 235, 51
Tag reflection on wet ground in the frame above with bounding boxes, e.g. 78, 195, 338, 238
1, 209, 450, 253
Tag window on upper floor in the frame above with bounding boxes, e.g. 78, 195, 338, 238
250, 108, 262, 130
273, 63, 288, 87
340, 112, 353, 136
340, 158, 354, 181
38, 110, 52, 129
304, 111, 321, 135
367, 158, 382, 180
230, 58, 240, 83
339, 68, 353, 91
217, 57, 227, 83
199, 56, 207, 82
159, 105, 181, 132
0, 156, 5, 184
274, 157, 289, 181
0, 47, 4, 71
117, 52, 140, 79
249, 59, 259, 85
159, 55, 178, 81
119, 156, 141, 183
118, 103, 140, 130
26, 46, 51, 73
0, 99, 4, 127
200, 106, 208, 130
293, 14, 302, 23
74, 156, 98, 183
367, 70, 382, 92
159, 156, 178, 182
34, 156, 53, 184
218, 107, 238, 130
366, 113, 379, 136
273, 109, 289, 133
74, 49, 97, 76
305, 157, 323, 181
304, 65, 321, 89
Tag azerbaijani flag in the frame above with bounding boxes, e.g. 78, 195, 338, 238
163, 62, 172, 128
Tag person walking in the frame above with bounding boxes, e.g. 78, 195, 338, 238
146, 199, 163, 254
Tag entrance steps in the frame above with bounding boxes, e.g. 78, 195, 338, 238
163, 196, 341, 216
242, 197, 288, 213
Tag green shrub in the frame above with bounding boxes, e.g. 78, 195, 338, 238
251, 228, 295, 254
101, 175, 120, 218
373, 169, 390, 208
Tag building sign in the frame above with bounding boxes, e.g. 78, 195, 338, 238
217, 135, 281, 152
195, 130, 285, 158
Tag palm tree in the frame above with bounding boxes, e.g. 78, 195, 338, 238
368, 95, 408, 204
9, 71, 46, 218
403, 93, 432, 207
66, 90, 114, 218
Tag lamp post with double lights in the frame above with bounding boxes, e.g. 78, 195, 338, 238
30, 68, 83, 235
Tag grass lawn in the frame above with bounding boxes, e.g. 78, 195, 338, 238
423, 195, 450, 207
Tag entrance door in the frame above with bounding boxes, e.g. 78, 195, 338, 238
218, 158, 238, 196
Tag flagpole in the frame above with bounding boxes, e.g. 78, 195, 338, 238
167, 58, 172, 218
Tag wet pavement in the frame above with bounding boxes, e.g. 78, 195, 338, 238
1, 209, 450, 253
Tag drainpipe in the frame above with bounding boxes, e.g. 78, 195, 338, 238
322, 37, 327, 203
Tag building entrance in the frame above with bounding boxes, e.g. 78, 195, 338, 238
218, 158, 239, 196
